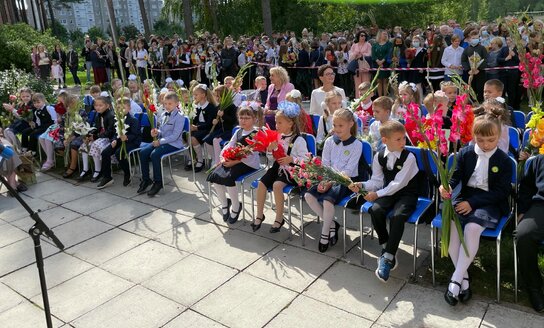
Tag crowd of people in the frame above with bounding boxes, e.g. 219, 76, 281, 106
3, 16, 543, 314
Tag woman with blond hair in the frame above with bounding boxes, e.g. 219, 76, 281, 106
264, 66, 294, 129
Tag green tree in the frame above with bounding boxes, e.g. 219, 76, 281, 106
87, 26, 106, 42
50, 19, 69, 43
69, 28, 85, 49
122, 24, 140, 40
152, 19, 185, 37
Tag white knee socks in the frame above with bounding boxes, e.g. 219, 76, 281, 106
448, 222, 485, 295
194, 144, 203, 162
205, 143, 215, 166
215, 184, 229, 214
227, 186, 240, 216
93, 156, 101, 177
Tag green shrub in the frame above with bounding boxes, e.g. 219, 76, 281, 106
0, 66, 55, 104
0, 23, 63, 72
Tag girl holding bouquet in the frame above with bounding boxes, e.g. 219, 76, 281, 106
252, 101, 308, 233
207, 104, 262, 224
2, 88, 33, 151
305, 109, 367, 253
38, 92, 70, 171
439, 113, 511, 306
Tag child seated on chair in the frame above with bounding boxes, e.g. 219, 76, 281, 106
20, 93, 56, 155
517, 154, 544, 313
137, 91, 186, 197
97, 97, 142, 189
252, 101, 308, 233
472, 99, 510, 154
349, 120, 418, 283
305, 109, 368, 253
368, 96, 393, 152
483, 79, 515, 128
207, 103, 263, 224
316, 90, 343, 149
439, 113, 512, 306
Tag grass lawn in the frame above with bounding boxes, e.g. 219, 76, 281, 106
422, 224, 544, 306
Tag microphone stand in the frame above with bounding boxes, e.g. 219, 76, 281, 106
0, 156, 64, 328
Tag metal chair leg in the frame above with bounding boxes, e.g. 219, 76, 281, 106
413, 223, 419, 280
497, 235, 501, 303
514, 237, 518, 303
300, 195, 305, 246
287, 195, 292, 240
431, 226, 436, 287
342, 207, 347, 258
240, 182, 246, 223
251, 188, 255, 222
168, 156, 174, 186
161, 157, 165, 188
360, 211, 364, 265
208, 181, 213, 219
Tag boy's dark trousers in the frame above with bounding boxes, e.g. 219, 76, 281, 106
100, 144, 132, 179
369, 194, 418, 255
21, 126, 47, 151
516, 201, 544, 291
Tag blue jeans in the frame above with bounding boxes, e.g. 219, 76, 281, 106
139, 143, 179, 183
85, 61, 92, 82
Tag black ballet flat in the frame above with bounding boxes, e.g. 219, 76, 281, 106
459, 277, 472, 303
222, 199, 232, 222
250, 215, 265, 232
318, 233, 330, 253
269, 219, 285, 233
228, 208, 241, 224
444, 280, 461, 306
329, 221, 341, 246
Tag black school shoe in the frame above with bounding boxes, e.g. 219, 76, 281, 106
123, 174, 131, 187
528, 288, 544, 313
97, 177, 113, 189
137, 179, 153, 194
147, 182, 163, 197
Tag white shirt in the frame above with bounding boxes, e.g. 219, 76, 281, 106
130, 100, 142, 115
270, 134, 308, 173
363, 147, 418, 198
309, 86, 346, 115
467, 144, 497, 192
316, 115, 332, 144
322, 136, 362, 178
135, 49, 148, 68
441, 45, 464, 76
369, 120, 383, 151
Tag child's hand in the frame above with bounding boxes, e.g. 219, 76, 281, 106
212, 118, 219, 125
152, 140, 160, 147
150, 128, 159, 137
111, 140, 117, 148
317, 181, 332, 193
455, 201, 472, 215
120, 135, 128, 142
364, 191, 378, 202
217, 110, 224, 117
439, 185, 452, 199
222, 160, 236, 168
190, 124, 198, 132
519, 151, 530, 161
277, 155, 293, 166
348, 182, 362, 193
267, 141, 278, 152
2, 103, 14, 111
29, 121, 36, 129
517, 213, 524, 223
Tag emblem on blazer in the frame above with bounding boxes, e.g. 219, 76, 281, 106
491, 166, 499, 173
344, 150, 350, 156
396, 165, 403, 170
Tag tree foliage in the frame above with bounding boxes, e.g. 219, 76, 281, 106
87, 26, 106, 42
152, 19, 185, 37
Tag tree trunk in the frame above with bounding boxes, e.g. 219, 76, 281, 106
202, 0, 218, 33
105, 0, 125, 82
137, 0, 151, 37
39, 0, 48, 29
261, 0, 272, 37
182, 0, 193, 37
46, 0, 55, 29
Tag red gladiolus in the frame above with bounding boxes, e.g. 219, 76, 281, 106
55, 102, 66, 115
149, 104, 156, 113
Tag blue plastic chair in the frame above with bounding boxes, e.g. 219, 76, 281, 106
250, 133, 317, 239
87, 110, 97, 126
508, 126, 520, 156
356, 117, 363, 135
310, 114, 321, 137
430, 155, 517, 302
522, 128, 531, 149
526, 111, 533, 124
512, 110, 526, 130
359, 146, 436, 277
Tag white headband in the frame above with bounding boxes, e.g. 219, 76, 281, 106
196, 83, 207, 91
399, 81, 417, 92
128, 74, 137, 81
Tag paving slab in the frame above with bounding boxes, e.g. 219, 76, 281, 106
0, 238, 58, 277
154, 218, 228, 253
66, 228, 147, 266
30, 267, 133, 323
11, 206, 82, 231
62, 192, 125, 216
143, 254, 238, 306
20, 179, 72, 199
0, 223, 28, 248
90, 199, 155, 226
375, 283, 488, 327
245, 244, 336, 292
118, 208, 191, 239
0, 301, 64, 328
161, 190, 212, 218
163, 310, 226, 328
196, 228, 279, 270
71, 286, 184, 328
48, 216, 113, 249
267, 294, 373, 328
0, 194, 55, 222
193, 272, 297, 328
101, 240, 188, 284
481, 303, 544, 327
303, 261, 405, 321
1, 252, 94, 299
40, 186, 98, 205
131, 184, 186, 207
0, 283, 25, 314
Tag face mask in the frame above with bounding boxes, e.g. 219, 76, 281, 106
492, 31, 499, 36
481, 31, 489, 37
470, 38, 480, 46
522, 35, 529, 43
412, 41, 420, 48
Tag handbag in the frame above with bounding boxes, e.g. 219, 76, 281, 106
347, 58, 359, 74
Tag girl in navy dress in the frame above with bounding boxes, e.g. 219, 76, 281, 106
439, 113, 512, 306
305, 109, 368, 252
208, 103, 262, 224
185, 84, 217, 172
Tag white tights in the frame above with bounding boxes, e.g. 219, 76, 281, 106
215, 184, 240, 216
448, 222, 485, 295
304, 193, 336, 243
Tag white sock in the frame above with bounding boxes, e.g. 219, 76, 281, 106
304, 193, 323, 218
93, 156, 101, 176
215, 184, 228, 214
44, 140, 54, 163
227, 186, 240, 217
213, 138, 222, 165
81, 152, 89, 173
450, 222, 485, 294
205, 143, 215, 166
194, 144, 203, 162
321, 201, 335, 241
448, 221, 470, 290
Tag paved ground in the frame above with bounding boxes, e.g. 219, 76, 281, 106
1, 160, 543, 328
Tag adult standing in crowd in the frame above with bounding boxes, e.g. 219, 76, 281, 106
90, 44, 108, 86
81, 38, 93, 83
119, 36, 129, 79
264, 66, 294, 129
221, 37, 239, 80
372, 30, 392, 97
52, 43, 67, 88
498, 36, 521, 109
309, 64, 346, 115
349, 31, 372, 98
37, 44, 51, 81
66, 44, 81, 86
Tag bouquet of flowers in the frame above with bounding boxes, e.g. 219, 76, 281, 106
205, 143, 254, 174
351, 68, 380, 114
403, 94, 474, 257
391, 46, 400, 68
113, 99, 129, 160
16, 103, 33, 121
142, 83, 158, 141
289, 153, 367, 195
246, 50, 254, 62
405, 48, 416, 67
467, 52, 484, 86
246, 125, 287, 161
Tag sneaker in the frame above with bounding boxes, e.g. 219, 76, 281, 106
97, 177, 114, 189
375, 255, 394, 283
380, 249, 398, 271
